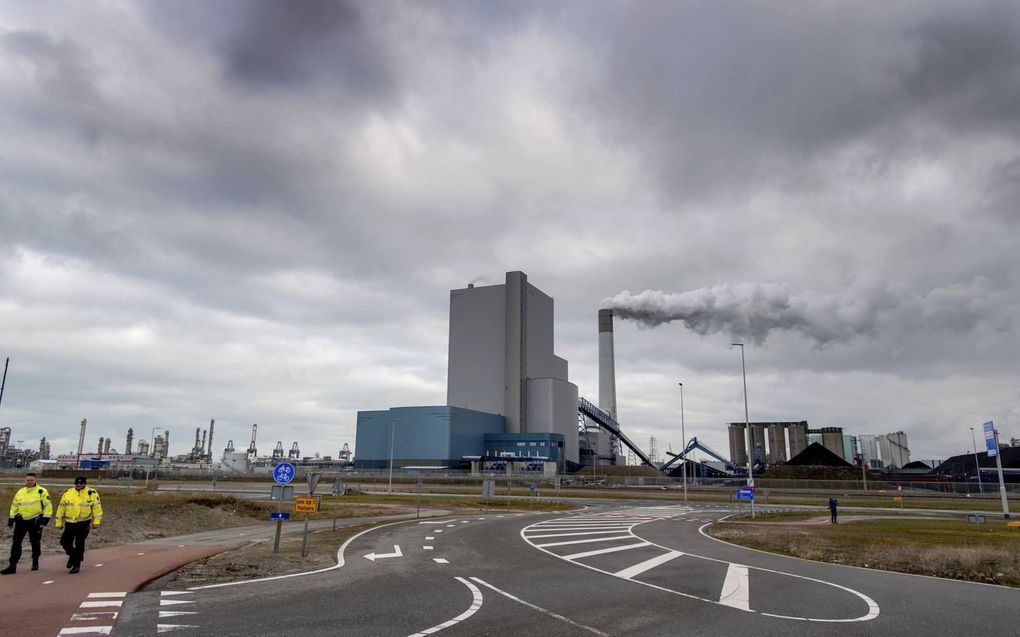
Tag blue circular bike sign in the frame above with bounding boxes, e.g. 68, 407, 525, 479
273, 462, 296, 485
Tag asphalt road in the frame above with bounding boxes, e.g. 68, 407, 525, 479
108, 500, 1019, 636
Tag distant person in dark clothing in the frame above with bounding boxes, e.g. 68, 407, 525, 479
829, 497, 838, 524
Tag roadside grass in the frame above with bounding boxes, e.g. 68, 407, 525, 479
334, 492, 573, 512
709, 516, 1020, 587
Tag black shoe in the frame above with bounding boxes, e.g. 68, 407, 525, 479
31, 562, 38, 571
69, 565, 80, 574
66, 557, 73, 568
0, 564, 15, 575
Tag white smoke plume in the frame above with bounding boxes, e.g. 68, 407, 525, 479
602, 282, 1010, 346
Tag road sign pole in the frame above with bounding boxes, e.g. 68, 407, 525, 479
301, 515, 309, 558
992, 427, 1010, 518
333, 503, 337, 532
273, 519, 282, 553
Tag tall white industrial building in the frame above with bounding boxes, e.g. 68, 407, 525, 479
447, 271, 579, 464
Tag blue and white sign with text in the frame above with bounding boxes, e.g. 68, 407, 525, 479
983, 421, 997, 457
273, 462, 296, 484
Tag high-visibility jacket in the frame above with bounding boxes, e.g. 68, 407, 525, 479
55, 487, 103, 528
8, 486, 53, 521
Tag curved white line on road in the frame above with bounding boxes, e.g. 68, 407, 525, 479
694, 521, 880, 623
188, 519, 414, 590
407, 577, 482, 636
520, 507, 880, 623
469, 577, 609, 636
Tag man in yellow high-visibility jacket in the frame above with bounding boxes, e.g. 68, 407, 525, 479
2, 472, 53, 574
54, 476, 103, 574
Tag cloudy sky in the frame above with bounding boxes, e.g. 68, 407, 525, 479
2, 1, 1018, 464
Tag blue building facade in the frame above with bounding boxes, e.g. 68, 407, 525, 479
354, 406, 506, 469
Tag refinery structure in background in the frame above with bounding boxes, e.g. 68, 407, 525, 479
727, 422, 912, 470
0, 416, 354, 474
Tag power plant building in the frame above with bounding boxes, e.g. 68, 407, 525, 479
355, 271, 579, 470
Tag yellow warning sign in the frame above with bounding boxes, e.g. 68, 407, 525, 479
294, 495, 319, 513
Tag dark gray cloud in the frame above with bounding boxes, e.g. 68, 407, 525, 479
1, 1, 1018, 462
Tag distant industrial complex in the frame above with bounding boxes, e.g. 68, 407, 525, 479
1, 270, 1018, 484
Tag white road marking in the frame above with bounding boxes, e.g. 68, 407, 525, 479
94, 564, 103, 567
160, 591, 193, 596
562, 542, 651, 560
71, 612, 119, 621
526, 529, 637, 539
718, 564, 750, 611
445, 524, 455, 528
364, 545, 403, 561
435, 530, 443, 533
433, 558, 449, 564
159, 611, 199, 618
58, 628, 112, 635
419, 521, 446, 525
159, 599, 195, 607
87, 592, 127, 598
423, 546, 434, 550
520, 507, 880, 624
615, 551, 684, 580
535, 535, 635, 548
157, 624, 199, 633
407, 576, 482, 636
79, 601, 122, 609
425, 536, 435, 540
44, 580, 54, 584
470, 577, 609, 636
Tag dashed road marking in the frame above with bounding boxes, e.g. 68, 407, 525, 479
157, 624, 199, 633
424, 546, 434, 550
58, 627, 112, 635
87, 592, 127, 598
426, 536, 435, 540
470, 577, 608, 636
434, 558, 449, 564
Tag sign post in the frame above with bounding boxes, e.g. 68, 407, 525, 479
984, 421, 1011, 519
736, 486, 755, 517
272, 463, 296, 553
294, 496, 320, 557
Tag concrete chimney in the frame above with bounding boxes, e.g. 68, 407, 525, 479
126, 428, 134, 455
207, 419, 215, 461
77, 419, 87, 458
598, 309, 618, 420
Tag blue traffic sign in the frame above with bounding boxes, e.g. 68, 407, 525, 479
270, 512, 291, 521
736, 486, 755, 501
983, 421, 997, 457
273, 462, 296, 485
529, 483, 536, 494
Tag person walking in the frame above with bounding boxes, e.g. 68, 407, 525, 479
2, 472, 53, 574
54, 477, 103, 574
828, 497, 838, 524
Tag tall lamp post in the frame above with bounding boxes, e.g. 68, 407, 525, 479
969, 427, 983, 495
388, 417, 398, 494
732, 343, 755, 518
678, 382, 688, 503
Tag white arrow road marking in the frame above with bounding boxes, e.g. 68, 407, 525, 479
364, 545, 403, 561
157, 624, 199, 633
407, 577, 482, 636
718, 564, 750, 611
159, 611, 199, 618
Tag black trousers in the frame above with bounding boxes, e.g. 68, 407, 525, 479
60, 521, 91, 566
8, 518, 43, 565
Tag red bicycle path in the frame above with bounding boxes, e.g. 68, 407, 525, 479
0, 542, 228, 636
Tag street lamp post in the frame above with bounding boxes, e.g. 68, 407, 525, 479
388, 417, 398, 494
732, 343, 755, 517
678, 382, 687, 503
969, 427, 983, 495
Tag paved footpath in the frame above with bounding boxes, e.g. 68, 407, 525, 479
0, 543, 226, 637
